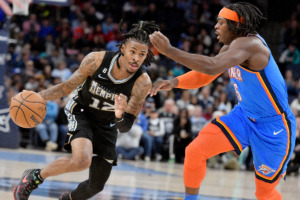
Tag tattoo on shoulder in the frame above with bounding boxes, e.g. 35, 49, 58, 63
80, 53, 100, 76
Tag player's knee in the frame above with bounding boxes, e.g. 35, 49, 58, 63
185, 142, 206, 163
87, 184, 104, 196
70, 156, 92, 171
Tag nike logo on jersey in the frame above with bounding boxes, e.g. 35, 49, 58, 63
98, 74, 107, 80
110, 123, 115, 127
273, 129, 283, 135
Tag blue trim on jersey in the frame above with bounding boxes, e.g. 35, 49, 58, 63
211, 119, 242, 155
259, 70, 284, 113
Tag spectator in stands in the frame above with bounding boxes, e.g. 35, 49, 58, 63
147, 108, 165, 161
55, 98, 69, 152
159, 98, 177, 161
279, 43, 300, 78
198, 86, 214, 110
116, 121, 144, 160
136, 109, 152, 161
22, 13, 40, 35
39, 18, 55, 39
291, 92, 300, 115
190, 105, 207, 138
101, 15, 114, 34
51, 61, 72, 82
173, 108, 192, 163
218, 91, 232, 114
35, 98, 59, 152
176, 89, 191, 109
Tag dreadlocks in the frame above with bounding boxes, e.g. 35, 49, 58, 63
115, 20, 160, 67
225, 2, 266, 36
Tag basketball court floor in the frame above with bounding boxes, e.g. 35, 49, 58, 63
0, 147, 299, 200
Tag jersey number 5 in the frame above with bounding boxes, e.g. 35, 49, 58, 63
89, 97, 115, 111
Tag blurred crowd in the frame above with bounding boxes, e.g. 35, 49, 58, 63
2, 0, 300, 175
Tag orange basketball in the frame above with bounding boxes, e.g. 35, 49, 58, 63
9, 90, 47, 128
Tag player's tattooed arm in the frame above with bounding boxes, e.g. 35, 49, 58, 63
39, 52, 105, 100
125, 73, 152, 116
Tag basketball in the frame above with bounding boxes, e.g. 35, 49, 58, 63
9, 90, 47, 128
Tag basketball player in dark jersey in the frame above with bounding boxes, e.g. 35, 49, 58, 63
13, 21, 160, 200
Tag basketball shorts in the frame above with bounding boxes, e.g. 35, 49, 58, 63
212, 105, 296, 183
64, 98, 118, 161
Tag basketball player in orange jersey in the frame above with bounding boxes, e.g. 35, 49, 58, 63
13, 21, 160, 200
149, 2, 296, 200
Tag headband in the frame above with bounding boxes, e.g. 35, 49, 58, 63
218, 7, 243, 23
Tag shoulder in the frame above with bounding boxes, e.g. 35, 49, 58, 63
135, 72, 152, 87
229, 36, 262, 52
85, 51, 106, 65
131, 72, 152, 97
79, 51, 106, 76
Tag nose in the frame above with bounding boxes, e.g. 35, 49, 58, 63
133, 54, 139, 62
214, 23, 219, 30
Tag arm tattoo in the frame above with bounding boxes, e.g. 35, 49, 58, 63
126, 75, 152, 116
39, 52, 102, 100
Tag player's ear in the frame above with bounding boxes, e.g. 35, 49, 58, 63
120, 44, 125, 56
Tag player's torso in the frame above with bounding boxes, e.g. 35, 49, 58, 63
229, 35, 289, 119
75, 51, 145, 122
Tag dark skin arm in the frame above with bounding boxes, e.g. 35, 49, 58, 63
149, 45, 229, 96
114, 73, 152, 118
149, 31, 269, 75
39, 52, 105, 100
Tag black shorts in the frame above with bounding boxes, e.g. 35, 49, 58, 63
64, 99, 118, 160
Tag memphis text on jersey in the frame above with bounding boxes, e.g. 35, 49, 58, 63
87, 80, 128, 112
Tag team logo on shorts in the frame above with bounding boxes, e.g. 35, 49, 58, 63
258, 164, 275, 175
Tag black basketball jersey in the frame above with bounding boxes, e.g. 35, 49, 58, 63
75, 51, 146, 122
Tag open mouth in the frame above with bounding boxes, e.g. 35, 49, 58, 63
129, 63, 138, 70
215, 32, 220, 40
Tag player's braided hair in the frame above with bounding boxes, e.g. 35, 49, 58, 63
115, 20, 160, 67
225, 2, 266, 36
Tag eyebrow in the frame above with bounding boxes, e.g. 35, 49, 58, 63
131, 47, 147, 53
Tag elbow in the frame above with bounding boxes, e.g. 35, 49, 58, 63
60, 82, 73, 96
194, 66, 218, 75
193, 59, 220, 75
206, 58, 221, 75
204, 68, 219, 75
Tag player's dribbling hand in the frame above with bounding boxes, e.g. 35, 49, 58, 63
149, 31, 171, 55
114, 93, 127, 118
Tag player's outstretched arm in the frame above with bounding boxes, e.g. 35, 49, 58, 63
150, 31, 251, 75
150, 70, 220, 96
39, 52, 105, 100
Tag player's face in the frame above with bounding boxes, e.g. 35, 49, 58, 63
214, 17, 235, 45
121, 40, 148, 74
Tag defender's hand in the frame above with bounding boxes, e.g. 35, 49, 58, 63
150, 80, 174, 96
114, 93, 127, 118
149, 31, 171, 55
